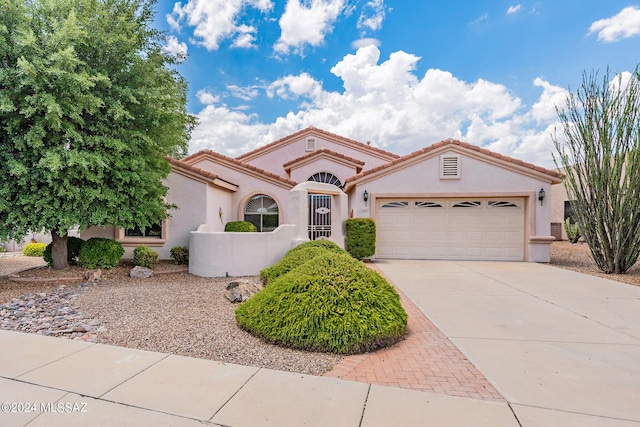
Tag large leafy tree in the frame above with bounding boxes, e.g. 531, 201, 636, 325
553, 68, 640, 274
0, 0, 195, 269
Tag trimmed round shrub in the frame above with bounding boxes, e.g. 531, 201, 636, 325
236, 251, 407, 354
170, 246, 189, 264
345, 218, 376, 259
43, 237, 84, 267
22, 243, 47, 257
260, 240, 347, 284
286, 239, 346, 254
224, 221, 257, 232
78, 238, 124, 269
133, 245, 158, 268
260, 246, 334, 284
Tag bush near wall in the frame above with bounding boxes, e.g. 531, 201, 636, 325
345, 218, 376, 260
78, 238, 124, 269
133, 245, 158, 268
43, 237, 84, 267
224, 221, 257, 232
22, 243, 47, 257
237, 251, 407, 354
170, 246, 189, 264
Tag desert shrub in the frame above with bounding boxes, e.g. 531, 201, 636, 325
170, 246, 189, 264
286, 239, 346, 254
225, 221, 257, 232
236, 251, 407, 354
564, 218, 581, 243
22, 243, 47, 257
43, 236, 84, 266
260, 240, 347, 284
78, 238, 124, 269
260, 246, 334, 284
345, 218, 376, 259
133, 245, 158, 268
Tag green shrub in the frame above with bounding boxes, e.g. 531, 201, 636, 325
224, 221, 257, 232
345, 218, 376, 260
43, 237, 84, 266
22, 243, 47, 257
170, 246, 189, 264
260, 240, 347, 284
236, 251, 407, 354
78, 238, 124, 269
287, 239, 346, 254
133, 245, 158, 268
260, 247, 334, 284
564, 218, 581, 243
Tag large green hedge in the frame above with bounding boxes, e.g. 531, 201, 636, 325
345, 218, 376, 259
260, 240, 347, 284
236, 251, 407, 354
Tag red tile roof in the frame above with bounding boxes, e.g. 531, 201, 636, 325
282, 148, 366, 170
236, 126, 399, 162
180, 150, 298, 187
345, 138, 561, 184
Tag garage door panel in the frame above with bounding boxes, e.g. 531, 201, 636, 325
376, 198, 524, 261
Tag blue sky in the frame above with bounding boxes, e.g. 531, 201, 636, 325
154, 1, 640, 168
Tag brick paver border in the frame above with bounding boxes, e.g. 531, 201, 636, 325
324, 263, 504, 402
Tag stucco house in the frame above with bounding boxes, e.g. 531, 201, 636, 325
82, 127, 562, 275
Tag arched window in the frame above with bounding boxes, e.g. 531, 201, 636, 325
308, 172, 342, 188
244, 195, 279, 232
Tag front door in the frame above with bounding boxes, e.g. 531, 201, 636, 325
308, 194, 332, 240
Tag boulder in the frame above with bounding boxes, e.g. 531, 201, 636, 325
130, 266, 153, 278
84, 269, 102, 284
225, 279, 263, 303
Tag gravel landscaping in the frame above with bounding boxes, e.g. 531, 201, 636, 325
1, 241, 638, 376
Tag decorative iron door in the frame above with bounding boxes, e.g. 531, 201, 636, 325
308, 195, 332, 240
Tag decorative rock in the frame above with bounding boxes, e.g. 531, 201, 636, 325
0, 283, 103, 342
84, 269, 102, 284
224, 279, 264, 303
130, 266, 153, 278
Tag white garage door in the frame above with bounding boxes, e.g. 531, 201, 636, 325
376, 198, 524, 261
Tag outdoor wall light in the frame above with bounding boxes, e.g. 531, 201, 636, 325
363, 189, 369, 203
538, 188, 545, 206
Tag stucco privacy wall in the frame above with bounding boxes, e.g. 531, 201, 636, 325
189, 181, 348, 277
347, 148, 559, 262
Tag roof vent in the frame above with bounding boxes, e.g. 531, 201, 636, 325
306, 138, 316, 151
440, 154, 460, 179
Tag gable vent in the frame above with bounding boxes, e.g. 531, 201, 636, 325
440, 154, 460, 179
306, 138, 316, 151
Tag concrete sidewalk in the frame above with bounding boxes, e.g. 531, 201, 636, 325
376, 260, 640, 427
0, 330, 518, 427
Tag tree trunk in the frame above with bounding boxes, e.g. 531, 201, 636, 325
51, 229, 69, 270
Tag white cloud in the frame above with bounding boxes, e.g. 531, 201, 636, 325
588, 6, 640, 42
357, 0, 387, 33
168, 0, 273, 51
274, 0, 346, 55
506, 5, 522, 15
162, 36, 188, 62
351, 38, 381, 49
267, 73, 323, 100
228, 85, 260, 101
196, 89, 219, 105
189, 46, 570, 168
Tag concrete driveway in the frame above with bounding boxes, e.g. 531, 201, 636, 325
375, 260, 640, 427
